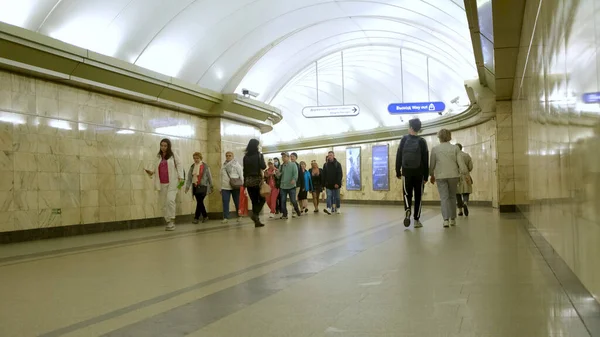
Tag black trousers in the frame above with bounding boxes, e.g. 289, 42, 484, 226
247, 186, 265, 218
194, 192, 207, 219
402, 175, 425, 220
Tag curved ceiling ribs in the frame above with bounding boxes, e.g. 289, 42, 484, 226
0, 0, 477, 145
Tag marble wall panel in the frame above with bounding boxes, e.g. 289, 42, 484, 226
0, 70, 208, 232
512, 0, 600, 301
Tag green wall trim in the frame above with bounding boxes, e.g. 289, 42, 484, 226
0, 22, 282, 132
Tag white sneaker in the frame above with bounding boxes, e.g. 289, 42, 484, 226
414, 220, 423, 228
336, 209, 341, 214
165, 224, 176, 231
443, 220, 450, 228
221, 219, 229, 224
292, 213, 297, 218
450, 219, 456, 226
269, 213, 274, 219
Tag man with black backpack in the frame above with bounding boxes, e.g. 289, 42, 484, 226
395, 118, 429, 228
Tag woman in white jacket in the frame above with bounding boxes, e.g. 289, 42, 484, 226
429, 129, 468, 228
144, 138, 184, 231
221, 151, 244, 223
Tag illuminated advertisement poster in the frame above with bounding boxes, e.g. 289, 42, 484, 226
346, 147, 361, 191
372, 145, 389, 191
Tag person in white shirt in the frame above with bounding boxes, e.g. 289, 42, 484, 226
429, 129, 468, 228
220, 151, 244, 223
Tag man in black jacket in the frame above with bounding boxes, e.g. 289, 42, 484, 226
395, 118, 429, 228
322, 151, 343, 215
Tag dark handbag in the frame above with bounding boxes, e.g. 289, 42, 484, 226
225, 167, 243, 189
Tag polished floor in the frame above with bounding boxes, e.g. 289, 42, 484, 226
0, 205, 596, 337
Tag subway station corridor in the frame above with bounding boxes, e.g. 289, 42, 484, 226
0, 205, 595, 337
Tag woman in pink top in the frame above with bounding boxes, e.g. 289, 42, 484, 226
144, 138, 184, 231
264, 160, 279, 218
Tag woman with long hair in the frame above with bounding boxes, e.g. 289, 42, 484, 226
273, 157, 282, 214
310, 160, 324, 212
298, 161, 312, 213
185, 152, 213, 224
243, 139, 267, 227
429, 129, 468, 228
144, 138, 184, 231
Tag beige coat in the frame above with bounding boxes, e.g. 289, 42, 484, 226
457, 152, 474, 194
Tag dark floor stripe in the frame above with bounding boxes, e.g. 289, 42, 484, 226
39, 212, 429, 337
0, 222, 247, 265
102, 214, 434, 337
518, 215, 600, 337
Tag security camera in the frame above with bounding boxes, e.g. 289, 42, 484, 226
242, 89, 259, 98
450, 96, 460, 104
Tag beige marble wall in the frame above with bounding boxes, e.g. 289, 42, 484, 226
0, 70, 208, 232
265, 119, 496, 203
512, 0, 600, 300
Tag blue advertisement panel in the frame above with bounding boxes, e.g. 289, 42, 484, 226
372, 145, 389, 191
346, 147, 361, 191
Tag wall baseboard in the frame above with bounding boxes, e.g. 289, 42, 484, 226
517, 211, 600, 335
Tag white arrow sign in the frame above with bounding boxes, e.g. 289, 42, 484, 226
302, 105, 360, 118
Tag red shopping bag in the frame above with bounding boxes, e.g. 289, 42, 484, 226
238, 186, 249, 217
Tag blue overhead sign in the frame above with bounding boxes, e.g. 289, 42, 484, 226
388, 101, 446, 114
583, 92, 600, 104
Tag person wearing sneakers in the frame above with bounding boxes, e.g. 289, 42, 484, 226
429, 129, 468, 228
277, 152, 302, 219
396, 118, 429, 228
455, 143, 474, 217
322, 151, 343, 215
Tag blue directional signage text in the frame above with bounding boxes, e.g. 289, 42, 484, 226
582, 92, 600, 104
387, 101, 446, 114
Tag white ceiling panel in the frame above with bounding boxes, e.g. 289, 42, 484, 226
1, 0, 477, 145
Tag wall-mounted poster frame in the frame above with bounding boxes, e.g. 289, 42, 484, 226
345, 147, 361, 191
372, 145, 389, 191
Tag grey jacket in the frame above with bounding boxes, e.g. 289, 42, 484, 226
185, 162, 213, 191
429, 142, 468, 179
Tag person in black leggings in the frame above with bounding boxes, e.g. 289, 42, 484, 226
242, 139, 267, 227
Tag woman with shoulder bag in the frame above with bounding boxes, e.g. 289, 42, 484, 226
185, 152, 213, 224
221, 151, 244, 223
243, 139, 267, 227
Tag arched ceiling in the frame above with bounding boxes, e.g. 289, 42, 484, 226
0, 0, 478, 144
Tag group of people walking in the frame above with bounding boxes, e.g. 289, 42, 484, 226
396, 118, 474, 228
242, 141, 345, 227
147, 118, 473, 232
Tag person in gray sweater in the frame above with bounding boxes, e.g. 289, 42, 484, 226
429, 129, 468, 228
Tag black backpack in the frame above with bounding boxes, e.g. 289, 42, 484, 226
402, 136, 422, 169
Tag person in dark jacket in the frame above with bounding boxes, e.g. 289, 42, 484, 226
395, 118, 429, 228
243, 139, 267, 227
290, 152, 302, 189
322, 151, 343, 215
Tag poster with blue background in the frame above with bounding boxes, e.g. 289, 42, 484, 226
372, 145, 389, 191
345, 147, 361, 191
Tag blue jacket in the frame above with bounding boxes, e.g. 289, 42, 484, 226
301, 170, 313, 192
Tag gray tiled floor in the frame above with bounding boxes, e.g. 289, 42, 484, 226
0, 205, 596, 337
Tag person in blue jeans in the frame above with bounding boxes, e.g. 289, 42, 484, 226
276, 152, 302, 219
322, 151, 343, 215
220, 151, 244, 223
